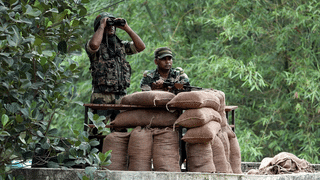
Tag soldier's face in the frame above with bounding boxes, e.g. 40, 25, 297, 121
156, 56, 172, 70
105, 26, 115, 36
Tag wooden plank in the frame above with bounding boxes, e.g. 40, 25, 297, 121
84, 103, 238, 111
88, 124, 178, 129
83, 103, 165, 110
225, 105, 238, 111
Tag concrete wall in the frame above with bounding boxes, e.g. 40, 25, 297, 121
12, 162, 320, 180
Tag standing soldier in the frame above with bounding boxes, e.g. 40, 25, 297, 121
85, 12, 145, 131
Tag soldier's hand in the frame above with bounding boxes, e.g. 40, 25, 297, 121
115, 18, 128, 30
155, 79, 164, 84
99, 17, 109, 29
151, 81, 164, 90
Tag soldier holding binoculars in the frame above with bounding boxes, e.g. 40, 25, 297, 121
85, 12, 145, 131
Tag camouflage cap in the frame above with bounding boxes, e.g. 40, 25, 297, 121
93, 12, 115, 31
154, 47, 173, 59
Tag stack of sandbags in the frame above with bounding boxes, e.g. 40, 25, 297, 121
212, 90, 242, 174
128, 126, 181, 172
102, 126, 181, 172
103, 91, 181, 171
167, 90, 242, 174
110, 91, 179, 128
110, 109, 179, 127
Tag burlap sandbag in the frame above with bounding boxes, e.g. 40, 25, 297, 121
202, 89, 227, 126
128, 126, 153, 171
110, 109, 179, 127
102, 132, 130, 170
229, 136, 243, 174
120, 91, 175, 106
203, 89, 226, 112
182, 121, 221, 144
217, 130, 230, 162
186, 142, 215, 173
174, 108, 221, 128
152, 127, 180, 172
211, 135, 233, 173
219, 110, 228, 127
259, 152, 315, 174
215, 90, 226, 111
166, 91, 220, 111
247, 169, 259, 174
222, 125, 236, 139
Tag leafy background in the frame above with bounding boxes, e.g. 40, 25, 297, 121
71, 0, 320, 163
1, 0, 320, 177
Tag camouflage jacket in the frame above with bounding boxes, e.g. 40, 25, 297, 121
85, 36, 138, 94
140, 67, 189, 91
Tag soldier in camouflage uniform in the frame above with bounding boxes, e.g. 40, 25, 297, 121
140, 47, 189, 91
85, 12, 145, 130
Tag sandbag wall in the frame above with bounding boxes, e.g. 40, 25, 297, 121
168, 90, 243, 174
102, 91, 181, 171
101, 90, 243, 173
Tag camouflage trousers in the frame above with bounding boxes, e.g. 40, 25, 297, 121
90, 92, 125, 123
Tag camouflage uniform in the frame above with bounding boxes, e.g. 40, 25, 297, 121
85, 35, 138, 122
140, 67, 189, 91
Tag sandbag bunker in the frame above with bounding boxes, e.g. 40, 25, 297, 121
102, 90, 242, 173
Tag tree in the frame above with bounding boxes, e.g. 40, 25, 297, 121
76, 0, 320, 163
0, 0, 110, 178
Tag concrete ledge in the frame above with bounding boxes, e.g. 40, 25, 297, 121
12, 166, 320, 180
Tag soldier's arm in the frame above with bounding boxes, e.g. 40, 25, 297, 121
117, 21, 145, 53
179, 73, 190, 84
88, 17, 108, 53
175, 67, 189, 84
140, 72, 152, 91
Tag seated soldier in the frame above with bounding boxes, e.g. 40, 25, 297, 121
140, 47, 189, 92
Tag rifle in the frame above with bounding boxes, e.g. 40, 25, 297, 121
160, 82, 204, 95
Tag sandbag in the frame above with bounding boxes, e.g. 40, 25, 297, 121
203, 89, 226, 111
229, 136, 243, 174
167, 91, 220, 111
152, 127, 180, 172
120, 91, 175, 106
110, 109, 179, 127
182, 121, 221, 144
202, 89, 227, 126
174, 108, 221, 128
211, 135, 233, 173
186, 142, 215, 173
219, 110, 228, 127
102, 132, 130, 170
128, 126, 153, 171
217, 130, 230, 163
259, 152, 315, 174
214, 90, 226, 111
222, 125, 236, 139
247, 169, 259, 174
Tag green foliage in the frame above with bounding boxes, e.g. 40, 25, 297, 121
3, 1, 318, 177
0, 0, 109, 178
70, 0, 320, 164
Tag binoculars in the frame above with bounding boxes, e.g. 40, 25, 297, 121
106, 18, 126, 26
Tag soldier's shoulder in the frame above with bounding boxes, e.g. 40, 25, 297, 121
143, 69, 156, 77
173, 67, 185, 74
